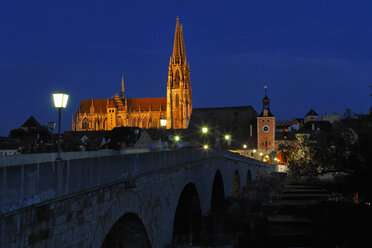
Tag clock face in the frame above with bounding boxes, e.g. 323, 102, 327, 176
262, 125, 270, 133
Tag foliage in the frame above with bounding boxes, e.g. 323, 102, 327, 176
289, 109, 372, 177
9, 126, 51, 153
277, 141, 297, 165
288, 109, 372, 199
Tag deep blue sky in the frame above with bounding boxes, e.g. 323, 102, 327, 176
1, 0, 371, 136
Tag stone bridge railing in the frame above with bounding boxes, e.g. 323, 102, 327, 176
0, 148, 270, 215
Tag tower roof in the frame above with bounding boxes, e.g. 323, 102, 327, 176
121, 72, 125, 99
258, 86, 274, 117
172, 17, 186, 64
305, 109, 318, 116
262, 85, 270, 106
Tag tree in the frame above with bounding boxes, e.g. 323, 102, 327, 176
277, 141, 298, 165
9, 126, 51, 153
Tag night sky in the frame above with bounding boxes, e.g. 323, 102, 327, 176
1, 0, 371, 136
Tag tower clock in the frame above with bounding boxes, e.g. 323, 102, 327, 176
257, 86, 275, 153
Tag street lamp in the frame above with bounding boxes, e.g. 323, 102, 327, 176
203, 144, 209, 150
224, 134, 231, 149
160, 118, 167, 150
52, 92, 69, 160
134, 128, 139, 155
48, 121, 56, 153
243, 144, 247, 149
202, 127, 208, 134
174, 135, 180, 148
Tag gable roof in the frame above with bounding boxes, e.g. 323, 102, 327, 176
78, 97, 167, 113
78, 99, 109, 114
127, 98, 166, 112
21, 116, 41, 128
306, 109, 318, 116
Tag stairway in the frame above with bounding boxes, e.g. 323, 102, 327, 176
240, 180, 330, 247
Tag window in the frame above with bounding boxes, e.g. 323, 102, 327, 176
82, 118, 89, 130
174, 70, 180, 87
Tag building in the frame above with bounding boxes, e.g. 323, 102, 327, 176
304, 109, 319, 123
21, 116, 42, 131
186, 106, 258, 149
321, 113, 340, 124
257, 86, 276, 157
0, 137, 20, 156
72, 17, 192, 131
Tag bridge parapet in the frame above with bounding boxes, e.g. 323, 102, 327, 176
0, 149, 273, 215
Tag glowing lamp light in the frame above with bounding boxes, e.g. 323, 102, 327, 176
259, 153, 263, 156
202, 127, 208, 134
243, 144, 247, 149
203, 144, 209, 150
52, 92, 69, 160
175, 136, 180, 141
224, 135, 230, 140
52, 93, 69, 108
160, 118, 167, 127
253, 149, 257, 153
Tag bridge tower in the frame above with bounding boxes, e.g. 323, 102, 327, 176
257, 86, 275, 156
166, 17, 192, 129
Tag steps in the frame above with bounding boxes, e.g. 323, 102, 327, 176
248, 181, 329, 247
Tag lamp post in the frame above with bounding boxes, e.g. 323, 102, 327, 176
52, 93, 69, 160
48, 121, 56, 153
201, 126, 208, 148
224, 134, 231, 149
174, 135, 180, 149
160, 118, 167, 150
134, 128, 139, 155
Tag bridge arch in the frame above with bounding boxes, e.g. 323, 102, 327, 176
101, 213, 151, 248
256, 170, 261, 181
246, 170, 252, 188
210, 170, 225, 213
231, 170, 242, 197
172, 182, 203, 245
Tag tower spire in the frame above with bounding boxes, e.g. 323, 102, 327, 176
172, 16, 186, 64
263, 85, 270, 108
121, 72, 125, 101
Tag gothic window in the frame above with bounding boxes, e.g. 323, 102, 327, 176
174, 70, 180, 88
148, 117, 152, 127
142, 118, 148, 128
82, 118, 89, 130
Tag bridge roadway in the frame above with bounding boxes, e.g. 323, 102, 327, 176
0, 148, 277, 248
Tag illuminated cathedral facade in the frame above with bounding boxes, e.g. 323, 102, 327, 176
72, 18, 192, 131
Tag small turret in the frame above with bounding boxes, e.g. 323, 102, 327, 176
121, 72, 125, 101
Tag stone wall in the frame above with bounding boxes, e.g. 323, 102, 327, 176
1, 149, 275, 248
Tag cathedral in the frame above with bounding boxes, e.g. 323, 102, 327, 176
72, 17, 192, 131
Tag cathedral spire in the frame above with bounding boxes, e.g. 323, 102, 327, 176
172, 16, 186, 64
121, 72, 125, 101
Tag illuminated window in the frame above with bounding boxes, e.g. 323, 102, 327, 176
82, 118, 89, 129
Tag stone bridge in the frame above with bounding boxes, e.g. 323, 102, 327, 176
0, 148, 277, 248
